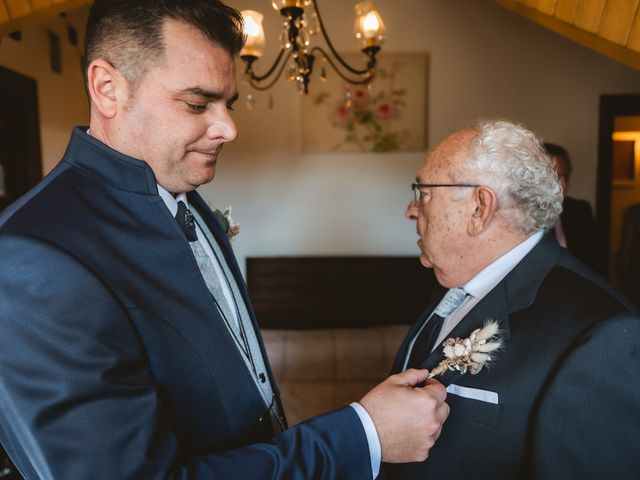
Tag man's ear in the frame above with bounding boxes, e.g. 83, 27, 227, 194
468, 186, 497, 235
86, 59, 125, 119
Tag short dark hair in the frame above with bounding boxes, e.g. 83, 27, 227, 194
83, 0, 244, 93
543, 142, 572, 179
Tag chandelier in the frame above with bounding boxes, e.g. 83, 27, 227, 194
239, 0, 386, 95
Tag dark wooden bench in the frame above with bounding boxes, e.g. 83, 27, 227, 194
246, 256, 438, 330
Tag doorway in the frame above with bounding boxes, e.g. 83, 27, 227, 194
0, 65, 42, 212
596, 94, 640, 305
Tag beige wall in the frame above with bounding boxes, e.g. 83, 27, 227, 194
2, 0, 640, 275
0, 9, 88, 172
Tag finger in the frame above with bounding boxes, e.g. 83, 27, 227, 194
432, 423, 444, 442
391, 368, 430, 387
418, 379, 447, 403
436, 401, 450, 423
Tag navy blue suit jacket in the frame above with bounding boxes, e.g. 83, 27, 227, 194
0, 128, 370, 479
385, 234, 640, 479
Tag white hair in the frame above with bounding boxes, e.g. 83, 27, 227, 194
459, 119, 563, 235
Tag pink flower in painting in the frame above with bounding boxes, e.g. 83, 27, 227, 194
351, 88, 370, 111
374, 100, 399, 122
330, 101, 354, 128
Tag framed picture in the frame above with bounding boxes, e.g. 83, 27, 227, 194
301, 52, 428, 153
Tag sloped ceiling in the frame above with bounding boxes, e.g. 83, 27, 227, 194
1, 1, 640, 71
0, 0, 91, 37
494, 0, 640, 70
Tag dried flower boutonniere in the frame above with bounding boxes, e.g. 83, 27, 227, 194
213, 206, 240, 241
428, 321, 503, 378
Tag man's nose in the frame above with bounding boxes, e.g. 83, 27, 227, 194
207, 107, 238, 143
405, 201, 418, 220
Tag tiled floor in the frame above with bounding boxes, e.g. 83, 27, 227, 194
262, 326, 410, 425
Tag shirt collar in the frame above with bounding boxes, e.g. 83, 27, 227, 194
462, 230, 544, 299
157, 184, 188, 217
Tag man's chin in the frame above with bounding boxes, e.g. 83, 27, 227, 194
419, 253, 434, 269
189, 168, 217, 188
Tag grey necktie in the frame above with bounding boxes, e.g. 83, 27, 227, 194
175, 201, 237, 331
407, 287, 468, 368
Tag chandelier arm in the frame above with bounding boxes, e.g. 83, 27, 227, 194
247, 48, 288, 82
247, 50, 294, 91
310, 46, 373, 85
311, 0, 373, 75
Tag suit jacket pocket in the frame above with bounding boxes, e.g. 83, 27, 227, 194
447, 394, 504, 427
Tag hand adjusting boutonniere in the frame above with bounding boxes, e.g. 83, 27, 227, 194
213, 206, 240, 241
428, 321, 503, 378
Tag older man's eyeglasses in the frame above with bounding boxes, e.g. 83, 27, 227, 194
411, 183, 480, 205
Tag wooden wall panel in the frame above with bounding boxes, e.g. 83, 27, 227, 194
0, 3, 9, 24
524, 0, 541, 9
4, 0, 33, 18
537, 0, 559, 15
574, 0, 607, 33
0, 0, 91, 37
555, 0, 579, 23
598, 0, 640, 45
627, 12, 640, 53
31, 0, 54, 10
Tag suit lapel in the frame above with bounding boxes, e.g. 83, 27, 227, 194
391, 285, 446, 373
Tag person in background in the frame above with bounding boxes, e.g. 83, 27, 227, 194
544, 142, 604, 274
387, 119, 640, 479
0, 1, 449, 478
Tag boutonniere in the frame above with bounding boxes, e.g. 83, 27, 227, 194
213, 206, 240, 241
428, 321, 503, 378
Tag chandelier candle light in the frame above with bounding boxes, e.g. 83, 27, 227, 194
240, 0, 386, 95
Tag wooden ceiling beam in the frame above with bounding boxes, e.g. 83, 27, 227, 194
494, 0, 640, 71
0, 0, 91, 38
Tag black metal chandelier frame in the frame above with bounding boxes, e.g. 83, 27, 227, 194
240, 0, 381, 94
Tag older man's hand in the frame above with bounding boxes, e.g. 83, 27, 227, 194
359, 369, 449, 463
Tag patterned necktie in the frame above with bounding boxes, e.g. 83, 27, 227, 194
407, 287, 468, 368
174, 201, 237, 331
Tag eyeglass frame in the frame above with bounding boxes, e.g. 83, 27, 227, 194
411, 182, 481, 205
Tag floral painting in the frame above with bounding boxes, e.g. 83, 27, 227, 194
301, 52, 428, 153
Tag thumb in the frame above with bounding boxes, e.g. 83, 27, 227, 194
391, 368, 430, 387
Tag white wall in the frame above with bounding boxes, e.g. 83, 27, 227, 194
3, 0, 640, 276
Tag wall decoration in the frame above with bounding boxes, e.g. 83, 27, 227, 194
301, 52, 428, 153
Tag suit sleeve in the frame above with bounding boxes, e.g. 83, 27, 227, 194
0, 235, 371, 480
527, 314, 640, 478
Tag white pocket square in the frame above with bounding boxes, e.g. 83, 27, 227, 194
446, 384, 499, 404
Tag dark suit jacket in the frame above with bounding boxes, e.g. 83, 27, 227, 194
385, 234, 640, 479
0, 128, 370, 479
559, 196, 603, 274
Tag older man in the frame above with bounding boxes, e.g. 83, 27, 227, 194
386, 120, 640, 479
